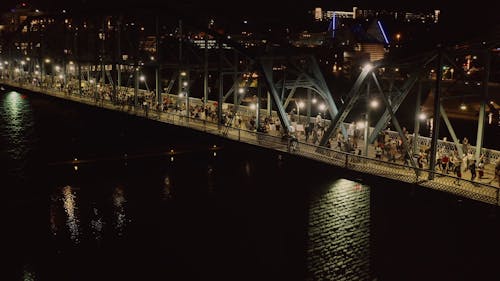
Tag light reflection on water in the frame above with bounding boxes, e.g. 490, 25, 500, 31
61, 185, 80, 244
90, 206, 104, 241
163, 174, 173, 200
22, 265, 35, 281
113, 186, 128, 236
0, 91, 35, 177
307, 178, 370, 280
207, 165, 215, 193
50, 195, 58, 236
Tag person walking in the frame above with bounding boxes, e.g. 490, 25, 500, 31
454, 161, 462, 185
478, 159, 485, 179
469, 160, 477, 181
492, 160, 500, 187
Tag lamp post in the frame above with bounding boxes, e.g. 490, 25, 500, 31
140, 75, 150, 92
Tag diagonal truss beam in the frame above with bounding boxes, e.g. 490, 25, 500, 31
440, 104, 464, 157
282, 74, 304, 109
318, 66, 372, 147
309, 56, 347, 138
259, 58, 291, 133
286, 57, 347, 139
373, 73, 417, 168
368, 54, 437, 144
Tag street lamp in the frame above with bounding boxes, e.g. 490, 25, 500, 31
363, 63, 373, 72
140, 75, 150, 92
418, 112, 427, 121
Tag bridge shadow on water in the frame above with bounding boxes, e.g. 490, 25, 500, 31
3, 90, 500, 281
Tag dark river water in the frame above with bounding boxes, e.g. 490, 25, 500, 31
2, 88, 499, 281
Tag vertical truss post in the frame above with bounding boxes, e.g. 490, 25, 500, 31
204, 34, 208, 104
364, 80, 370, 157
306, 88, 312, 122
267, 91, 271, 116
233, 51, 238, 106
475, 49, 491, 162
155, 15, 161, 107
257, 78, 261, 130
100, 19, 106, 87
78, 62, 82, 97
186, 70, 190, 120
413, 82, 422, 155
217, 41, 223, 128
429, 49, 443, 180
134, 66, 139, 108
116, 18, 122, 96
74, 27, 82, 97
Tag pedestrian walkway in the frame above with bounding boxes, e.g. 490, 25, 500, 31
2, 79, 499, 206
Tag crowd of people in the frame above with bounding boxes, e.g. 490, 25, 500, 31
4, 73, 499, 187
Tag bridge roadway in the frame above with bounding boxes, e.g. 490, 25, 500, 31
1, 79, 499, 206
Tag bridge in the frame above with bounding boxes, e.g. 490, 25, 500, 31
0, 11, 499, 205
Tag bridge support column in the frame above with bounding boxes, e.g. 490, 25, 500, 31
204, 34, 209, 105
267, 91, 271, 116
306, 89, 311, 123
257, 79, 261, 130
134, 66, 139, 108
217, 41, 223, 129
413, 82, 422, 156
233, 51, 238, 107
429, 50, 443, 180
156, 16, 161, 108
78, 63, 82, 97
475, 50, 490, 162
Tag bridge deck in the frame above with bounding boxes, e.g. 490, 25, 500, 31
2, 80, 499, 206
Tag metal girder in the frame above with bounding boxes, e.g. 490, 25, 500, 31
308, 56, 347, 138
372, 73, 417, 168
280, 70, 287, 101
282, 74, 305, 109
367, 54, 437, 144
164, 72, 178, 95
475, 50, 491, 161
429, 51, 443, 180
440, 105, 464, 157
259, 57, 291, 134
318, 66, 371, 147
284, 57, 347, 140
223, 84, 235, 102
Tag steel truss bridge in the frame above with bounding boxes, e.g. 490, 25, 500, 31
1, 11, 499, 205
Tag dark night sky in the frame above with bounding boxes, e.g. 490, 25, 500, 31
1, 0, 499, 42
